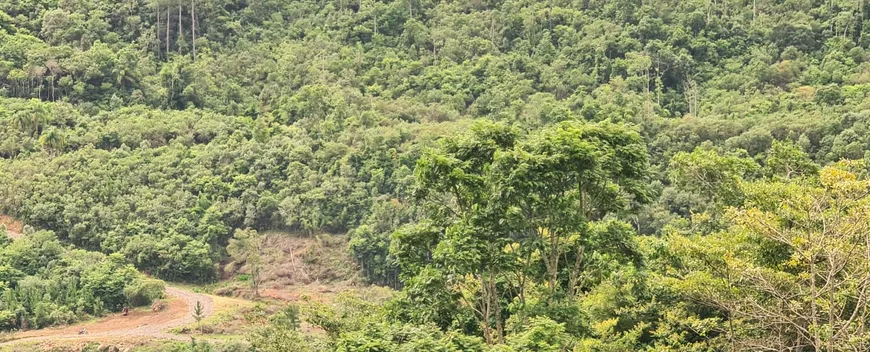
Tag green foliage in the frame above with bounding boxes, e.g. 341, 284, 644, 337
388, 120, 651, 343
249, 302, 328, 352
194, 301, 204, 322
80, 253, 141, 311
249, 327, 316, 352
270, 305, 302, 331
168, 339, 251, 352
0, 309, 14, 330
4, 0, 870, 285
124, 278, 166, 307
193, 300, 206, 334
669, 165, 870, 351
303, 291, 388, 339
7, 0, 870, 349
299, 292, 485, 352
762, 139, 819, 180
668, 145, 759, 206
334, 323, 485, 352
0, 233, 160, 331
0, 230, 63, 275
226, 228, 264, 296
505, 317, 572, 352
348, 198, 412, 288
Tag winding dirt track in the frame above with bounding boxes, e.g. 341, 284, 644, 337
0, 286, 215, 347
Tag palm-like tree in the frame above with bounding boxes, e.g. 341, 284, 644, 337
39, 128, 67, 156
113, 49, 139, 89
45, 59, 62, 101
13, 111, 33, 135
29, 102, 50, 137
13, 102, 49, 137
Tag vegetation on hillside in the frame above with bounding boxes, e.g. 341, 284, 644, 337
0, 228, 163, 331
5, 0, 870, 349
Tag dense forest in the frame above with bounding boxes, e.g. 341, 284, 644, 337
0, 227, 163, 331
4, 0, 870, 350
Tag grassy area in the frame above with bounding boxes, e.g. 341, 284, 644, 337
0, 333, 14, 344
0, 338, 250, 352
170, 294, 258, 336
0, 272, 391, 351
130, 339, 251, 352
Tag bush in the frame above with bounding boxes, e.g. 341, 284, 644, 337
124, 278, 166, 307
506, 317, 573, 352
0, 310, 15, 330
249, 327, 315, 352
169, 339, 252, 352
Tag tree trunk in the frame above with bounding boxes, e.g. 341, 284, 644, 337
178, 5, 182, 54
253, 267, 260, 297
828, 265, 835, 352
170, 66, 174, 105
568, 244, 584, 296
491, 271, 504, 343
810, 245, 821, 349
753, 0, 756, 24
480, 276, 494, 344
166, 7, 170, 53
157, 5, 161, 56
545, 230, 560, 292
860, 0, 865, 41
191, 0, 196, 62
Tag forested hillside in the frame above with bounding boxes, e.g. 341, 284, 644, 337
4, 0, 870, 350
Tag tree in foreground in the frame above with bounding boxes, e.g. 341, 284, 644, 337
392, 120, 650, 344
193, 300, 205, 334
673, 161, 870, 351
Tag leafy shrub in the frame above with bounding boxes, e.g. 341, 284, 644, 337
0, 310, 15, 330
124, 278, 167, 307
506, 317, 573, 352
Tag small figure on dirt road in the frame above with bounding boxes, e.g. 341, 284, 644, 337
78, 327, 87, 335
122, 306, 129, 316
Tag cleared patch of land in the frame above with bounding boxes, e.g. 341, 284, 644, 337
222, 232, 361, 289
0, 215, 22, 239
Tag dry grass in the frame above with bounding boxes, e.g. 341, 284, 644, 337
172, 294, 255, 336
220, 232, 362, 299
0, 215, 23, 239
0, 338, 151, 352
257, 283, 394, 305
0, 215, 23, 233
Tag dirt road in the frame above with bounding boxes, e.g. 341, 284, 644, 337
0, 286, 215, 347
0, 216, 219, 347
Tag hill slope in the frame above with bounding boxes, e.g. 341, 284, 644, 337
4, 1, 870, 350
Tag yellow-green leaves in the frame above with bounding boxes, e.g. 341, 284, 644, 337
671, 164, 870, 351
